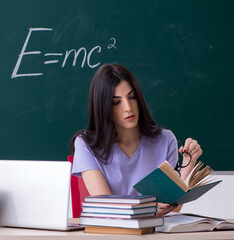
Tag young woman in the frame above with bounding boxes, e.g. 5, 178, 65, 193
70, 63, 202, 216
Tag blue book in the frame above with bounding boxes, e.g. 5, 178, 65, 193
83, 195, 157, 204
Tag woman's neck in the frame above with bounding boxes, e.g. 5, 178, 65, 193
115, 126, 141, 158
115, 126, 141, 146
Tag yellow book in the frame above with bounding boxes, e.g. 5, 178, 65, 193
84, 226, 155, 235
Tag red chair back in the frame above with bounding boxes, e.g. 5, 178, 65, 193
68, 155, 90, 217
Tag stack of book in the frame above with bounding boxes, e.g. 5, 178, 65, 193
79, 195, 163, 235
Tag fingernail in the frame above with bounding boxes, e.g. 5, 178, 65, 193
183, 149, 187, 153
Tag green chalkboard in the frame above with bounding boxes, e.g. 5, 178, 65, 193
0, 0, 233, 170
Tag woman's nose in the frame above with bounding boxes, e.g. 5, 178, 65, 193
123, 99, 132, 112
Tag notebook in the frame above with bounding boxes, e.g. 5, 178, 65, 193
0, 160, 84, 231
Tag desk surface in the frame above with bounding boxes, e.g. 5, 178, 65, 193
0, 219, 234, 240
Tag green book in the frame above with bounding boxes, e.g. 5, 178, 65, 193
133, 161, 222, 205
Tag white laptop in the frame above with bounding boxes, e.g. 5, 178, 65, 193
0, 160, 84, 231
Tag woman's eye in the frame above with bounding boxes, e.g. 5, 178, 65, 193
129, 94, 136, 99
113, 100, 120, 105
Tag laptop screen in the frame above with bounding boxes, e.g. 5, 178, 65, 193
0, 160, 72, 230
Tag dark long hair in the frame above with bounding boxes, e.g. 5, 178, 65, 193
70, 63, 162, 164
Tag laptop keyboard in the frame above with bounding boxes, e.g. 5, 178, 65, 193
68, 223, 82, 227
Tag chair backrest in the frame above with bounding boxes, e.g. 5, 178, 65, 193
68, 155, 90, 217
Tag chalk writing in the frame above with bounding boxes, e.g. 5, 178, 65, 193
108, 37, 117, 49
44, 53, 63, 64
11, 28, 52, 78
11, 28, 117, 78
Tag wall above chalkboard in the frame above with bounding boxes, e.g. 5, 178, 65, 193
0, 0, 233, 170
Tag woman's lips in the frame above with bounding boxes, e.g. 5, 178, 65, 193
124, 115, 135, 121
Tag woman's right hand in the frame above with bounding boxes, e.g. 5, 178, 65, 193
155, 202, 177, 217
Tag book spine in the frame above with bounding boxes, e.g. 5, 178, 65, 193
84, 226, 155, 235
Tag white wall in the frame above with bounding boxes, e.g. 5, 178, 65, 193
181, 172, 234, 219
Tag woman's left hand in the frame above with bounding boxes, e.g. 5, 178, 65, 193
155, 203, 178, 217
179, 138, 203, 180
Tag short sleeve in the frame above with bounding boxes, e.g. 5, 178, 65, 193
72, 137, 100, 178
166, 130, 178, 169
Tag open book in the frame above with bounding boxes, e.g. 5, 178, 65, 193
155, 212, 234, 232
133, 161, 222, 205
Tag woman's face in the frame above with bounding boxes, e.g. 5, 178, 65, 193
112, 80, 139, 131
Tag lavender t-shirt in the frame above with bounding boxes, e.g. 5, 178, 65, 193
72, 129, 178, 195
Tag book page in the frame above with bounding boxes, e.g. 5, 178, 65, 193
188, 162, 214, 189
216, 220, 234, 230
159, 161, 188, 192
181, 213, 234, 230
155, 213, 215, 232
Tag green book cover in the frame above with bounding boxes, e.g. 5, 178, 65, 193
133, 167, 222, 205
133, 168, 185, 204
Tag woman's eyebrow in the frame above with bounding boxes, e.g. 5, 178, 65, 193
127, 89, 134, 95
113, 89, 134, 98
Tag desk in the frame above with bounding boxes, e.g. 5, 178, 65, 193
0, 219, 234, 240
